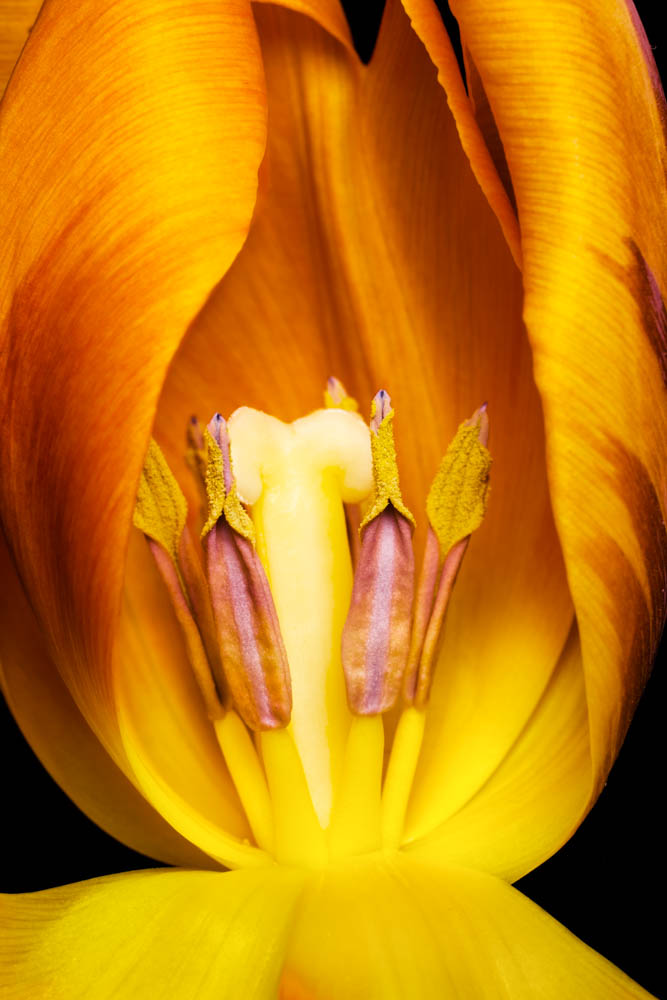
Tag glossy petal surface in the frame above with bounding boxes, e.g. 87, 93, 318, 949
0, 534, 211, 869
443, 0, 667, 797
1, 859, 653, 998
407, 626, 590, 881
0, 868, 305, 998
0, 0, 266, 786
281, 856, 653, 998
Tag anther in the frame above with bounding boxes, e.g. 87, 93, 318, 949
341, 391, 415, 715
203, 414, 292, 731
133, 439, 225, 720
403, 405, 491, 706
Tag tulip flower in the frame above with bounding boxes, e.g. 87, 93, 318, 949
1, 0, 665, 994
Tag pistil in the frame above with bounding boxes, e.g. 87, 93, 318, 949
228, 405, 372, 827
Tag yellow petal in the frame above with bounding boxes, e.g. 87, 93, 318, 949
0, 532, 213, 870
0, 0, 266, 753
448, 0, 667, 798
281, 855, 654, 998
0, 867, 306, 998
0, 0, 41, 95
159, 0, 572, 842
406, 625, 591, 882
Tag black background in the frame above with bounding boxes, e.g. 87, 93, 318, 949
1, 2, 665, 997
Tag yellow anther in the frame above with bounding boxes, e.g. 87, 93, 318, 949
133, 438, 188, 569
201, 424, 255, 543
426, 405, 490, 557
361, 391, 415, 530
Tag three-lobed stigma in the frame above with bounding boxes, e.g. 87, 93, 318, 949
133, 380, 491, 866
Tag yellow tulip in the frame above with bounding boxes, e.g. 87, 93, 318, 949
0, 0, 665, 995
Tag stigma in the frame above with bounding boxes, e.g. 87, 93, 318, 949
133, 381, 490, 866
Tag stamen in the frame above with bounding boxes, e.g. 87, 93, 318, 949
362, 391, 415, 529
147, 540, 224, 721
214, 710, 274, 854
134, 438, 189, 583
133, 440, 224, 720
332, 393, 414, 857
413, 537, 468, 706
380, 705, 426, 849
402, 527, 440, 703
203, 415, 291, 732
260, 728, 328, 867
382, 405, 491, 849
177, 528, 228, 698
341, 391, 415, 715
328, 714, 384, 859
425, 403, 490, 560
403, 405, 491, 706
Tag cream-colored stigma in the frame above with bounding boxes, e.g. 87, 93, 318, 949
228, 403, 372, 827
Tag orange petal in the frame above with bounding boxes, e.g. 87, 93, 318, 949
448, 0, 667, 799
157, 0, 573, 841
0, 0, 41, 95
400, 0, 521, 266
254, 0, 355, 53
0, 532, 215, 869
0, 0, 266, 754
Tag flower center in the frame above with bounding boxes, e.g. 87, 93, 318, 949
133, 380, 490, 868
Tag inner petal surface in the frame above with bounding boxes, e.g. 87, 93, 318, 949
157, 0, 574, 836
